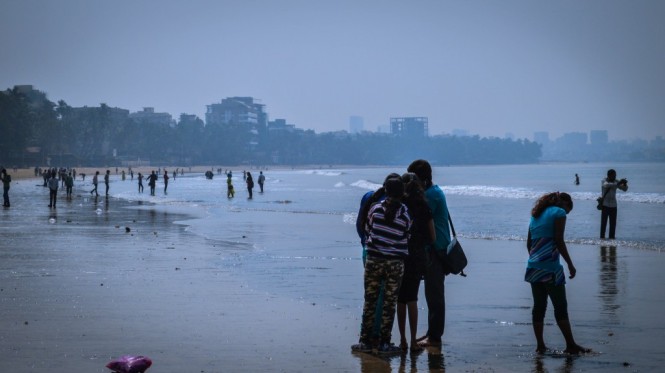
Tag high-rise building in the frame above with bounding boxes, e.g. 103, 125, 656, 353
205, 97, 267, 129
390, 117, 428, 137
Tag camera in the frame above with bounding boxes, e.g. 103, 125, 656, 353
619, 178, 628, 185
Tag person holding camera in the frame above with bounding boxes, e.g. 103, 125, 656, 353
600, 169, 628, 239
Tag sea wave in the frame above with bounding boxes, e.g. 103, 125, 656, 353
298, 170, 343, 176
443, 185, 665, 204
350, 179, 382, 191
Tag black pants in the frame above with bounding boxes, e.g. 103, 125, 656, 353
49, 189, 57, 207
600, 206, 618, 239
423, 249, 446, 343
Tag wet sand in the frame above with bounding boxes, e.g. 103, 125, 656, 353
1, 178, 664, 372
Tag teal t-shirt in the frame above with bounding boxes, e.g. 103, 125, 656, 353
425, 184, 451, 251
529, 206, 566, 239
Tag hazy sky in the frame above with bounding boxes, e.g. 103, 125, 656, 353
2, 0, 664, 141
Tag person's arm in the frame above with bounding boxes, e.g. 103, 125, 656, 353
554, 216, 576, 279
427, 218, 436, 245
527, 230, 532, 253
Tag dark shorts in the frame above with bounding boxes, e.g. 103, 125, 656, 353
398, 258, 424, 303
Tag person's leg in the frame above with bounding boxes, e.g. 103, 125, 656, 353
379, 259, 403, 345
546, 283, 590, 354
608, 207, 618, 239
359, 256, 382, 346
407, 301, 420, 349
420, 251, 445, 346
397, 302, 407, 349
530, 282, 549, 353
600, 207, 609, 238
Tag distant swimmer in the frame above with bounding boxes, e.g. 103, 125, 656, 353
574, 174, 580, 185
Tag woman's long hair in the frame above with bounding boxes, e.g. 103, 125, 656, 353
531, 192, 573, 218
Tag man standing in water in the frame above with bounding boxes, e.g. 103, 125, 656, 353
104, 170, 110, 196
147, 170, 157, 196
600, 169, 628, 240
258, 171, 265, 193
163, 169, 169, 194
1, 168, 11, 207
407, 159, 451, 349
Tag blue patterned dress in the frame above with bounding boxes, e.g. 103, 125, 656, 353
525, 206, 566, 285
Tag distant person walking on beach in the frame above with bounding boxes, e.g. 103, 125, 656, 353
397, 172, 434, 353
258, 171, 265, 193
227, 174, 235, 198
407, 159, 451, 349
352, 177, 411, 355
65, 172, 74, 198
163, 169, 169, 194
526, 192, 590, 354
574, 174, 580, 185
1, 168, 11, 207
47, 171, 59, 208
104, 170, 110, 196
147, 171, 157, 196
246, 172, 254, 199
600, 169, 628, 240
138, 173, 144, 193
91, 171, 100, 196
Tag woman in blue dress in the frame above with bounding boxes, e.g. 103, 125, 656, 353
526, 192, 590, 354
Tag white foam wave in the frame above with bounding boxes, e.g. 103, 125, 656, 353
299, 170, 343, 176
334, 182, 345, 188
443, 185, 665, 204
350, 179, 382, 191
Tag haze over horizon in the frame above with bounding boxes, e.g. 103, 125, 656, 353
2, 0, 664, 141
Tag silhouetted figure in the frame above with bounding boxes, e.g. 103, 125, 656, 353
600, 169, 628, 239
104, 170, 110, 195
65, 172, 74, 198
138, 173, 144, 193
91, 171, 100, 196
47, 171, 59, 208
147, 171, 157, 196
163, 169, 169, 194
258, 171, 265, 193
246, 172, 254, 199
1, 168, 11, 207
574, 174, 580, 185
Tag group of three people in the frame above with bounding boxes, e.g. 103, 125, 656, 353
353, 159, 594, 356
353, 159, 450, 354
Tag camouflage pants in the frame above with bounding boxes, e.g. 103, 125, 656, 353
360, 255, 404, 344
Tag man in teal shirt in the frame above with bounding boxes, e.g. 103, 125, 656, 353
408, 159, 451, 348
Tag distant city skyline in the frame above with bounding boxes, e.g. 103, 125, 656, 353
2, 1, 664, 141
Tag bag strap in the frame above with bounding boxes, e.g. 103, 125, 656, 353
448, 213, 457, 238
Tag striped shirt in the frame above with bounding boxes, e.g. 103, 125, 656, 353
365, 200, 411, 259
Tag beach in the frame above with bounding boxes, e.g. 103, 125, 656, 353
1, 166, 664, 372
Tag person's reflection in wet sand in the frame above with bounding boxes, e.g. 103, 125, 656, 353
600, 245, 619, 324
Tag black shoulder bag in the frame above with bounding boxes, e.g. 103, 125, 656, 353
596, 187, 610, 210
443, 214, 468, 277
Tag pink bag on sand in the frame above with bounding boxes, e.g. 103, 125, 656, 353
106, 355, 152, 373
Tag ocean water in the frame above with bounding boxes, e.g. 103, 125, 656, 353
101, 163, 665, 250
